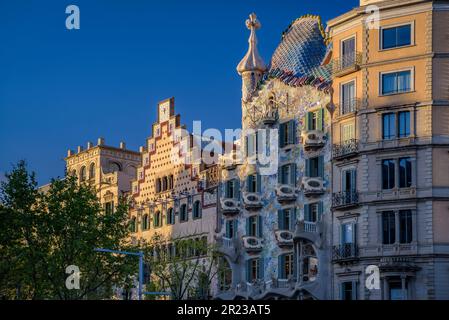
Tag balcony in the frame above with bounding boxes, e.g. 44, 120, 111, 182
332, 191, 359, 210
216, 235, 240, 262
332, 243, 359, 263
274, 230, 294, 248
332, 52, 362, 77
301, 130, 326, 151
302, 177, 325, 197
262, 109, 278, 126
275, 184, 298, 203
242, 192, 263, 210
294, 221, 321, 245
332, 139, 358, 160
336, 98, 360, 117
220, 198, 240, 217
242, 236, 263, 253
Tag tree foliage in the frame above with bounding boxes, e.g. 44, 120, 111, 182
0, 160, 136, 299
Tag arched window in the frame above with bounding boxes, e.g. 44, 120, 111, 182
70, 170, 77, 178
180, 204, 188, 222
162, 176, 168, 191
142, 214, 149, 230
166, 207, 175, 225
110, 162, 121, 172
80, 166, 87, 182
129, 217, 137, 233
193, 200, 202, 219
155, 178, 161, 193
89, 163, 95, 180
154, 211, 162, 228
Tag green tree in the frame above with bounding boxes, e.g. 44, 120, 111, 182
0, 161, 137, 299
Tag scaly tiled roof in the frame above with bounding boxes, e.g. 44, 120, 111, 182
259, 15, 332, 92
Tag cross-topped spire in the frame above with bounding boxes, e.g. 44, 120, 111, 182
237, 13, 267, 75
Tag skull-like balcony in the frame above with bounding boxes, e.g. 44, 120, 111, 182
275, 184, 298, 203
274, 230, 294, 248
220, 198, 240, 217
242, 192, 263, 210
302, 177, 325, 197
262, 109, 278, 126
242, 236, 263, 253
216, 235, 240, 262
301, 130, 326, 151
294, 220, 322, 245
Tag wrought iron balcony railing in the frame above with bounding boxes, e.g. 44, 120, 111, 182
336, 98, 360, 116
332, 190, 359, 209
333, 52, 363, 77
332, 243, 359, 261
332, 139, 359, 160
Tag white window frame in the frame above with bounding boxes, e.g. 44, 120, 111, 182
379, 21, 415, 51
339, 34, 357, 59
339, 78, 357, 115
379, 67, 415, 97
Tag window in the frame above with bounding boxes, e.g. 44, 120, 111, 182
304, 202, 322, 223
399, 210, 413, 244
279, 120, 296, 147
225, 219, 238, 239
278, 208, 296, 231
305, 156, 324, 178
341, 223, 355, 245
398, 111, 410, 138
381, 70, 412, 95
246, 215, 262, 237
80, 166, 86, 182
193, 200, 202, 219
382, 159, 395, 189
305, 109, 324, 131
278, 253, 294, 279
247, 174, 261, 193
162, 176, 168, 191
246, 258, 262, 282
155, 178, 161, 193
341, 81, 356, 114
389, 280, 407, 300
279, 164, 296, 185
399, 157, 412, 188
381, 24, 412, 50
166, 207, 175, 225
142, 214, 149, 230
180, 204, 188, 222
341, 123, 355, 142
129, 217, 137, 233
104, 201, 114, 215
382, 113, 396, 140
218, 257, 232, 291
382, 211, 396, 244
154, 211, 162, 228
342, 169, 356, 192
341, 37, 356, 68
225, 179, 239, 198
89, 163, 95, 180
168, 175, 174, 189
341, 281, 357, 300
246, 132, 258, 157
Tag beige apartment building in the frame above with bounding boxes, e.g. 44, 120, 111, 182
65, 138, 140, 212
328, 0, 449, 299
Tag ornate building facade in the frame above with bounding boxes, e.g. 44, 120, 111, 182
215, 13, 334, 300
328, 0, 449, 300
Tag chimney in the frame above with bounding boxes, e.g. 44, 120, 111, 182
97, 137, 105, 146
77, 146, 83, 153
67, 149, 74, 157
139, 146, 144, 153
119, 141, 126, 149
87, 141, 93, 149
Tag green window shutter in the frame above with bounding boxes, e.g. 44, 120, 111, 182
246, 260, 251, 282
246, 175, 251, 192
278, 210, 284, 230
258, 215, 263, 237
246, 217, 250, 236
318, 108, 324, 131
226, 221, 230, 238
258, 258, 264, 279
234, 220, 238, 238
278, 255, 284, 279
308, 112, 313, 130
305, 112, 310, 131
290, 164, 296, 186
304, 204, 310, 222
318, 201, 323, 221
318, 156, 324, 178
292, 208, 297, 230
305, 159, 310, 177
352, 281, 357, 300
256, 174, 261, 193
279, 123, 286, 148
288, 120, 295, 144
234, 180, 240, 199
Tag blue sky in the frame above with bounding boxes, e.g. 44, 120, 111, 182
0, 0, 359, 185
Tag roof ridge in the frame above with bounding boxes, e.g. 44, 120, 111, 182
281, 14, 329, 45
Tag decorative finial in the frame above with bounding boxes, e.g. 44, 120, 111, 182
246, 13, 261, 31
